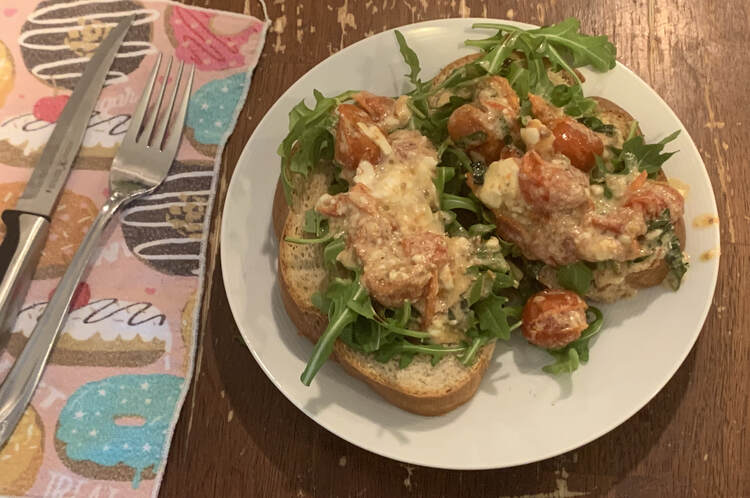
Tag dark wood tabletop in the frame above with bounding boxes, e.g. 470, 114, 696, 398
161, 1, 747, 496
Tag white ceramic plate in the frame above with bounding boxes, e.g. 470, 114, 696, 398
221, 19, 720, 469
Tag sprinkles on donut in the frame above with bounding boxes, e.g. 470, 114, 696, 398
55, 374, 183, 488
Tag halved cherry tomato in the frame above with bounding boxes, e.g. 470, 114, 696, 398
335, 104, 382, 170
522, 289, 588, 349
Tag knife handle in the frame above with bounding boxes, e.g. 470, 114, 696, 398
0, 210, 49, 342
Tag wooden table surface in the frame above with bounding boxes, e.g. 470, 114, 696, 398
162, 1, 747, 496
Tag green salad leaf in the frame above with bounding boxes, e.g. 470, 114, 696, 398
468, 17, 615, 91
300, 277, 369, 385
543, 306, 603, 373
395, 30, 422, 87
278, 90, 357, 204
556, 262, 593, 296
609, 129, 680, 178
284, 209, 332, 245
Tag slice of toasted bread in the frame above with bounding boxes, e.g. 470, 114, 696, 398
276, 167, 496, 416
431, 58, 686, 297
590, 97, 687, 291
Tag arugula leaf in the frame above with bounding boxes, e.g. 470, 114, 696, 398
440, 146, 472, 172
460, 336, 490, 366
434, 166, 456, 196
431, 61, 486, 93
506, 61, 530, 97
393, 300, 412, 327
375, 342, 468, 366
475, 294, 512, 340
468, 223, 496, 238
351, 317, 384, 353
492, 272, 517, 291
278, 90, 356, 204
441, 193, 481, 213
302, 209, 328, 237
301, 277, 369, 385
556, 262, 593, 295
395, 30, 422, 87
322, 236, 346, 269
470, 18, 616, 79
647, 210, 689, 289
378, 320, 431, 339
466, 271, 494, 307
475, 245, 510, 273
578, 116, 615, 135
544, 347, 580, 374
609, 130, 680, 178
528, 18, 616, 72
476, 31, 520, 74
285, 210, 332, 245
543, 306, 604, 374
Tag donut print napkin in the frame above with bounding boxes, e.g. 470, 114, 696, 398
0, 2, 268, 496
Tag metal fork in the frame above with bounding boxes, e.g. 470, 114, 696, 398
0, 55, 195, 447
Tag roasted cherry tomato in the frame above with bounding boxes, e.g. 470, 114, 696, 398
401, 232, 449, 268
518, 151, 590, 213
522, 289, 588, 349
550, 118, 604, 172
353, 91, 395, 124
447, 104, 505, 163
626, 180, 685, 222
334, 104, 382, 170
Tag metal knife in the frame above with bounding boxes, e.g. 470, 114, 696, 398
0, 16, 135, 343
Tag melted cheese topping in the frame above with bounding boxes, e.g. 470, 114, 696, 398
474, 158, 522, 212
605, 168, 640, 198
319, 129, 478, 339
357, 122, 393, 155
353, 152, 442, 234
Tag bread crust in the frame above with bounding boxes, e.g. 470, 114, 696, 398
591, 96, 643, 138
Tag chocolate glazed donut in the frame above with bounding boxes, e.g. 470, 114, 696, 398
19, 0, 156, 90
121, 160, 214, 276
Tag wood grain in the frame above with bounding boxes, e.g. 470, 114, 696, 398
162, 1, 748, 496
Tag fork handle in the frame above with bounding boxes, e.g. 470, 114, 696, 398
0, 192, 128, 447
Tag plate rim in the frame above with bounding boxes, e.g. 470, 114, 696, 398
220, 17, 720, 470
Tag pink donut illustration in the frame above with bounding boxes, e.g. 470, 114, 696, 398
164, 5, 263, 71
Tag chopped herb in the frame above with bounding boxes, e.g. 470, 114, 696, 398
648, 210, 689, 289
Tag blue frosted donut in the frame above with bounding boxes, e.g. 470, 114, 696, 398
56, 374, 183, 488
186, 72, 246, 148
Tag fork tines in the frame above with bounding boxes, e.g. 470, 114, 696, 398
124, 54, 195, 156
